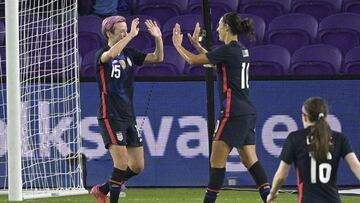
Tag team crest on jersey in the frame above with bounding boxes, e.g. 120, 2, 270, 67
116, 132, 124, 141
127, 57, 133, 67
242, 49, 249, 57
119, 60, 127, 69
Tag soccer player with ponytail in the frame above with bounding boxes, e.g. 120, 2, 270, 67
267, 97, 360, 203
173, 12, 271, 203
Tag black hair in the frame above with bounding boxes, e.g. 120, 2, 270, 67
222, 12, 256, 42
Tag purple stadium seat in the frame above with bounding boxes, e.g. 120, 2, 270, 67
290, 44, 342, 75
80, 49, 97, 77
0, 0, 3, 18
188, 0, 239, 28
78, 0, 94, 16
126, 15, 161, 50
249, 45, 290, 76
78, 15, 105, 58
135, 46, 185, 76
136, 0, 188, 26
344, 46, 360, 74
0, 47, 5, 75
239, 0, 291, 24
291, 0, 342, 21
124, 0, 136, 14
212, 13, 265, 48
0, 20, 4, 46
267, 14, 318, 54
343, 0, 360, 14
163, 15, 204, 51
318, 13, 360, 55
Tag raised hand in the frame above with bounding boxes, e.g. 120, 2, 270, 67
187, 22, 201, 46
129, 18, 140, 38
145, 19, 162, 39
172, 23, 183, 47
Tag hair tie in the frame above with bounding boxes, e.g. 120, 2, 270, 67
318, 113, 324, 120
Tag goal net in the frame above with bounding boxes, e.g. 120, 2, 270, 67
0, 0, 87, 199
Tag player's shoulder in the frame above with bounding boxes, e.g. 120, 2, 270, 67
286, 128, 309, 142
331, 130, 347, 141
96, 46, 110, 57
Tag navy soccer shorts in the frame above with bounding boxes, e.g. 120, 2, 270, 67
213, 114, 256, 148
98, 119, 143, 149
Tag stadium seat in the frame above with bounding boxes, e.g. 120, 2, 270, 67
343, 0, 360, 14
80, 49, 97, 77
318, 13, 360, 55
188, 0, 239, 28
77, 0, 94, 16
135, 46, 185, 76
344, 46, 360, 74
78, 15, 105, 58
126, 15, 162, 50
239, 0, 291, 24
0, 20, 4, 46
248, 45, 290, 76
162, 14, 204, 51
291, 0, 342, 21
0, 47, 5, 74
290, 44, 342, 75
266, 14, 318, 54
136, 0, 188, 26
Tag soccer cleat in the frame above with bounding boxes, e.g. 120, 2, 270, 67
91, 184, 108, 203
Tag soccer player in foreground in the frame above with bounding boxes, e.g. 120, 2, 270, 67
267, 97, 360, 203
172, 12, 271, 203
91, 16, 163, 203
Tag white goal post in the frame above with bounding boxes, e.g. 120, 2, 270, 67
0, 0, 87, 200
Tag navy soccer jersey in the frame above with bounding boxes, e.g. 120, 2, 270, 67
206, 41, 256, 117
95, 46, 146, 122
280, 128, 353, 203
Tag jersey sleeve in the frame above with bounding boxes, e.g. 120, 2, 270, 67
125, 48, 147, 66
339, 133, 353, 158
279, 133, 295, 165
95, 48, 106, 67
205, 45, 229, 64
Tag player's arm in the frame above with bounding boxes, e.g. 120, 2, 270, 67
267, 161, 291, 203
101, 18, 140, 63
345, 153, 360, 181
172, 23, 211, 65
144, 19, 164, 63
187, 22, 208, 54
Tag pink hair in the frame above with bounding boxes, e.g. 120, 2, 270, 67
101, 16, 126, 39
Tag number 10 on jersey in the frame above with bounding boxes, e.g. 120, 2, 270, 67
309, 152, 332, 184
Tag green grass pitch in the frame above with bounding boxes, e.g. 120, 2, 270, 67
0, 188, 359, 202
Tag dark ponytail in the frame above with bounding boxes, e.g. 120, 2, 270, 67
303, 97, 332, 161
222, 12, 256, 42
